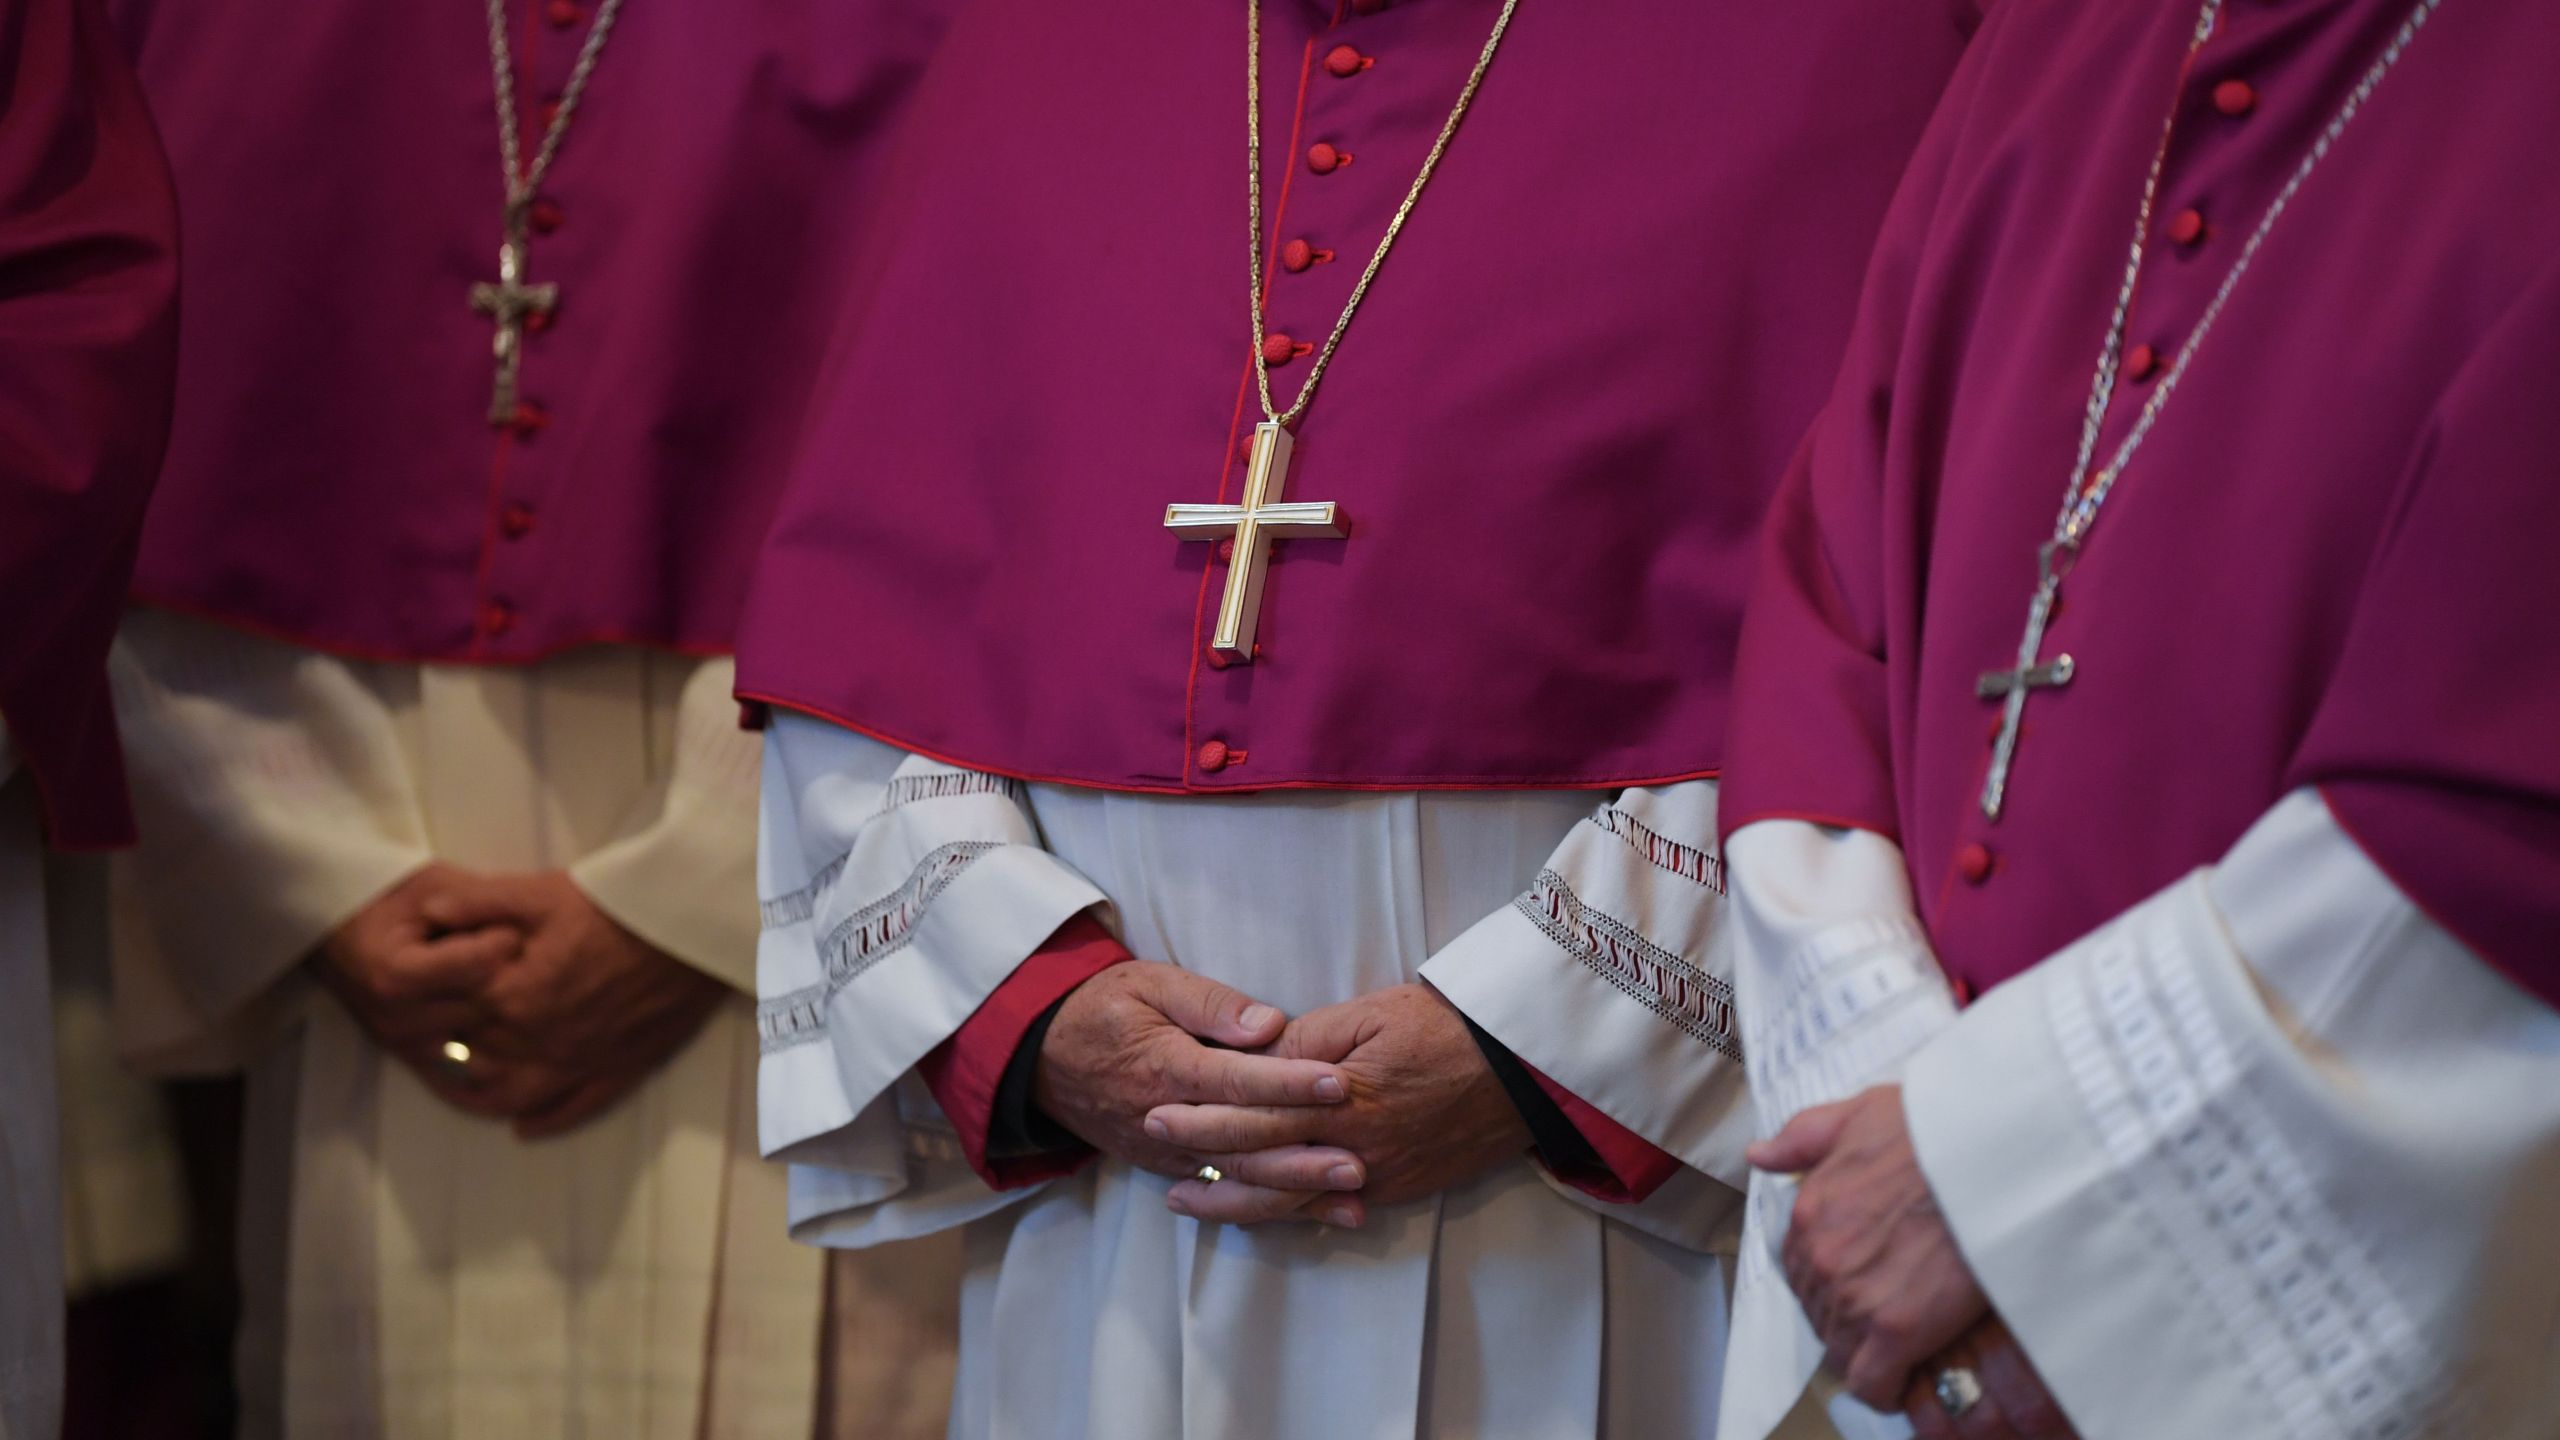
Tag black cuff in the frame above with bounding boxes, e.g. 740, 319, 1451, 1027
1463, 1016, 1605, 1177
988, 995, 1083, 1159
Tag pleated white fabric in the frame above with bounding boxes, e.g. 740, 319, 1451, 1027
107, 610, 959, 1440
761, 717, 1740, 1440
1719, 792, 2560, 1440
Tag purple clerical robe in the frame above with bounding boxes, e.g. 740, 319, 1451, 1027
114, 0, 955, 663
0, 0, 178, 849
1720, 0, 2560, 1003
736, 0, 1977, 793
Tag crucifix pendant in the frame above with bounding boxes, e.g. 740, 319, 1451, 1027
467, 211, 558, 427
1975, 541, 2078, 821
1165, 421, 1347, 663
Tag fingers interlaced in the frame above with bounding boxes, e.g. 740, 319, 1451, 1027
1188, 1143, 1364, 1193
1146, 1101, 1332, 1155
1165, 1176, 1365, 1229
384, 929, 521, 999
1167, 1046, 1346, 1109
418, 872, 554, 935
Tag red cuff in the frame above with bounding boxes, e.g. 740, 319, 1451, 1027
1527, 1063, 1684, 1204
917, 913, 1130, 1189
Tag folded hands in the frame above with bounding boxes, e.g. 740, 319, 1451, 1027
1032, 966, 1530, 1229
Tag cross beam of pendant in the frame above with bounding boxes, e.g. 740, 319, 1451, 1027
1165, 421, 1347, 663
467, 231, 557, 427
1975, 544, 2078, 821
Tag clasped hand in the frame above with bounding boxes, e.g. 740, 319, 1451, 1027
1751, 1085, 2080, 1438
314, 863, 726, 1138
1038, 970, 1529, 1229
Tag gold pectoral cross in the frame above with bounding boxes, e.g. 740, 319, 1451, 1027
1165, 422, 1346, 663
467, 218, 558, 427
1975, 540, 2079, 821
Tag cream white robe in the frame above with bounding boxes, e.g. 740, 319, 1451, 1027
50, 845, 188, 1300
108, 609, 959, 1440
0, 749, 65, 1440
757, 714, 1753, 1440
1717, 790, 2560, 1440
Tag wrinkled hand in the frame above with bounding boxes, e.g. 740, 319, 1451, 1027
1748, 1084, 1989, 1408
418, 870, 729, 1139
1904, 1316, 2080, 1440
1035, 962, 1362, 1221
315, 863, 524, 1112
1145, 983, 1530, 1226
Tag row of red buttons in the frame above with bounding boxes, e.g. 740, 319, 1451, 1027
2122, 78, 2261, 384
1261, 22, 1387, 367
1951, 74, 2264, 880
1195, 1, 1396, 765
478, 0, 595, 637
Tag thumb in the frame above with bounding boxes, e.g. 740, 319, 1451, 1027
420, 873, 548, 934
1142, 967, 1288, 1049
1259, 1003, 1361, 1064
1746, 1099, 1854, 1175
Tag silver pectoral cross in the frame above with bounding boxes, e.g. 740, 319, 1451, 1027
467, 217, 558, 427
1165, 421, 1347, 663
1975, 541, 2079, 821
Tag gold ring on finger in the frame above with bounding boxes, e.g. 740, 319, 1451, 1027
437, 1038, 479, 1085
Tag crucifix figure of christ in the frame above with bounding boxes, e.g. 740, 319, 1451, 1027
1165, 421, 1347, 664
1975, 540, 2078, 821
467, 214, 557, 427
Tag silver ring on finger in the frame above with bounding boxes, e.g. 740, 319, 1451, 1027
1193, 1164, 1224, 1185
437, 1038, 480, 1086
1934, 1366, 1985, 1420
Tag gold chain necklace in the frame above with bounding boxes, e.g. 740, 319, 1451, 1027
468, 0, 628, 427
1249, 0, 1521, 428
1166, 0, 1523, 665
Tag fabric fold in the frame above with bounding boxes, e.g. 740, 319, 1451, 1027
1421, 783, 1751, 1211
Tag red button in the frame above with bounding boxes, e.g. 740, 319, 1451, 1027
1216, 538, 1237, 562
481, 601, 518, 637
1352, 0, 1389, 12
2213, 79, 2257, 116
2167, 208, 2206, 246
530, 197, 564, 234
511, 402, 550, 435
2123, 342, 2159, 381
1324, 45, 1369, 78
1197, 740, 1231, 773
500, 503, 537, 539
1204, 648, 1236, 671
1956, 843, 1994, 886
546, 0, 582, 27
1281, 238, 1316, 273
524, 308, 553, 334
1261, 333, 1300, 366
1307, 142, 1346, 174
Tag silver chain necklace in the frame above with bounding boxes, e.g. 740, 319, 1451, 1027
1975, 0, 2443, 821
466, 0, 628, 426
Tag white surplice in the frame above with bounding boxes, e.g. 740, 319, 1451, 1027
756, 714, 1752, 1440
106, 609, 960, 1440
0, 751, 66, 1440
1717, 790, 2560, 1440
